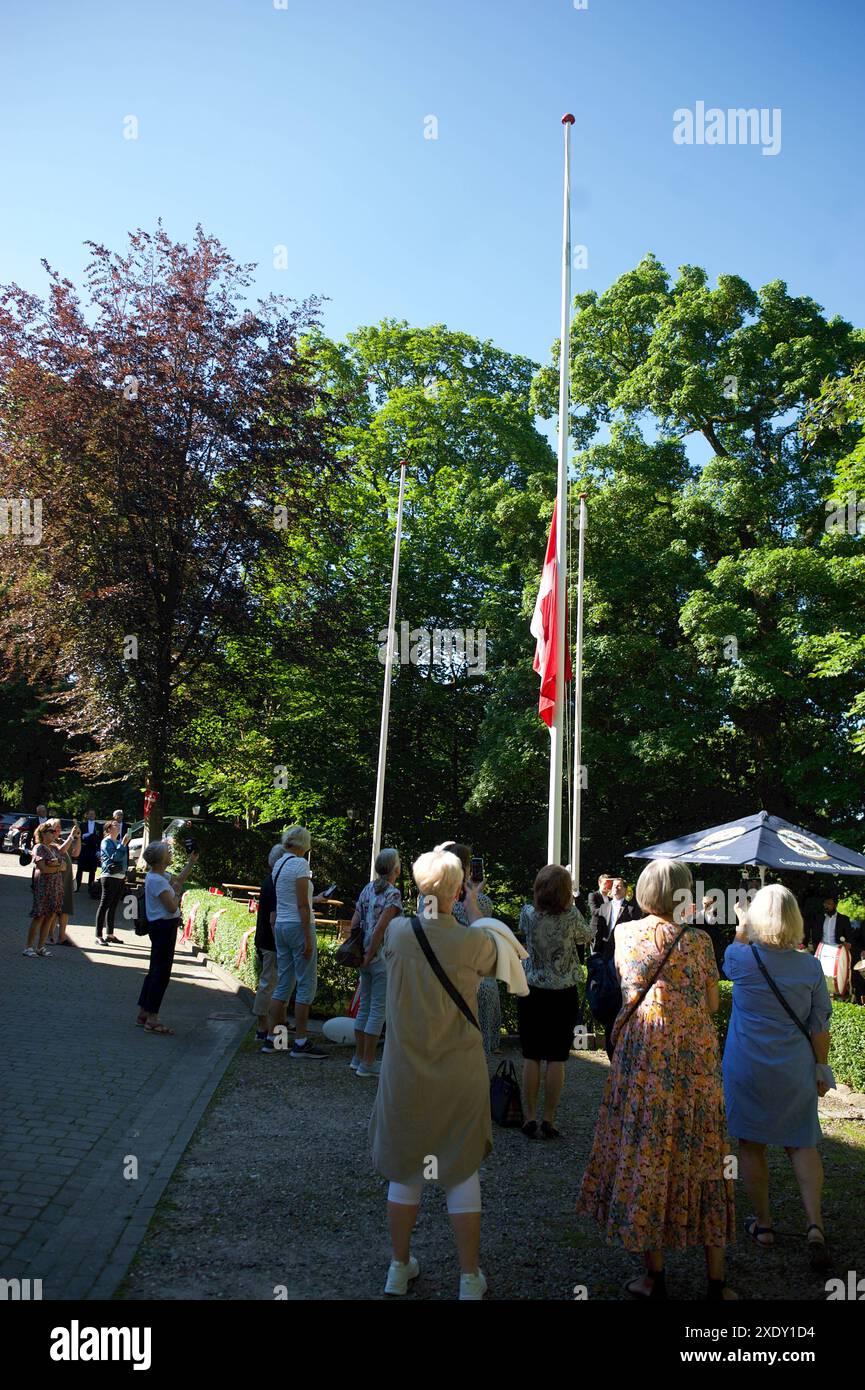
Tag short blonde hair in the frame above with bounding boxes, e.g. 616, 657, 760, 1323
34, 822, 57, 844
413, 849, 463, 906
282, 825, 311, 853
744, 884, 803, 950
636, 858, 693, 918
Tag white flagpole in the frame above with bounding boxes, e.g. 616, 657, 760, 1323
570, 492, 587, 886
547, 113, 574, 865
371, 460, 407, 880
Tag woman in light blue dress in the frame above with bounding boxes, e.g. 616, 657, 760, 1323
722, 884, 832, 1270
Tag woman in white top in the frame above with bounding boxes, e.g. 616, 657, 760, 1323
135, 839, 198, 1035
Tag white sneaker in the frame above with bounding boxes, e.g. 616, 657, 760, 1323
459, 1269, 488, 1300
384, 1256, 419, 1295
349, 1056, 360, 1070
357, 1061, 381, 1077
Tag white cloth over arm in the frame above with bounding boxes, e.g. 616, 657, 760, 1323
470, 918, 530, 996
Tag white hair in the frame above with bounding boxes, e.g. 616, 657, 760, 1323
268, 843, 287, 869
744, 883, 803, 950
636, 858, 693, 918
143, 840, 172, 869
374, 847, 400, 887
282, 825, 311, 853
412, 849, 463, 906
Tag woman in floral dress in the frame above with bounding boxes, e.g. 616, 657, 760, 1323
577, 857, 737, 1300
22, 822, 67, 957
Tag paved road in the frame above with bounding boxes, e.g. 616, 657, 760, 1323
0, 854, 251, 1299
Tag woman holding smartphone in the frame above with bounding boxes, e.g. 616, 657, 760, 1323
96, 818, 130, 944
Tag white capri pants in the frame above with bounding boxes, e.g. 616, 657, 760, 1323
387, 1170, 482, 1214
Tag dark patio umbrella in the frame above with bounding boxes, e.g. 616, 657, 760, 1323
626, 811, 865, 877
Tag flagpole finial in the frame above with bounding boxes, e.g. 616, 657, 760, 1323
562, 113, 575, 125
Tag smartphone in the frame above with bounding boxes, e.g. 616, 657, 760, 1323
470, 857, 484, 884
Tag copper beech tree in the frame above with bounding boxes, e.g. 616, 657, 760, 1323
0, 225, 345, 837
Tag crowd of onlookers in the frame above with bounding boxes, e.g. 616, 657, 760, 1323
9, 804, 862, 1300
245, 830, 856, 1300
16, 804, 199, 1034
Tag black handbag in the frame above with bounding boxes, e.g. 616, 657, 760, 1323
335, 923, 365, 968
490, 1059, 524, 1127
409, 914, 480, 1030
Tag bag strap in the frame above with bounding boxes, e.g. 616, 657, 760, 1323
610, 923, 689, 1049
750, 943, 816, 1058
272, 855, 291, 888
410, 915, 480, 1032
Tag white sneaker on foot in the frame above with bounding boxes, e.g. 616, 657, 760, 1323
357, 1061, 381, 1077
459, 1269, 488, 1300
349, 1055, 360, 1070
384, 1256, 419, 1295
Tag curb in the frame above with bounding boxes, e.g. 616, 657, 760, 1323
189, 943, 255, 1011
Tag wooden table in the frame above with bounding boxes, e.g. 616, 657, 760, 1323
221, 883, 260, 900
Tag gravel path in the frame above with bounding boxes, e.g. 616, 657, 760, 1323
119, 1030, 865, 1302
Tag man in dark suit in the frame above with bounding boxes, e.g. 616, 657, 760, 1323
594, 876, 641, 960
76, 808, 103, 897
807, 894, 864, 999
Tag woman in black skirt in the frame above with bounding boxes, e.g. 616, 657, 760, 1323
517, 865, 593, 1139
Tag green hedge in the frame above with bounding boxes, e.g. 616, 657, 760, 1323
827, 1000, 865, 1092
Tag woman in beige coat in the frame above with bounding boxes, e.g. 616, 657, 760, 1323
369, 847, 498, 1300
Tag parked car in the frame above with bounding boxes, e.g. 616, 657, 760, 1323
3, 814, 77, 854
126, 816, 191, 867
1, 812, 27, 852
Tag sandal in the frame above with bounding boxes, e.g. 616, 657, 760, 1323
136, 1013, 148, 1027
625, 1269, 667, 1299
806, 1224, 830, 1271
744, 1216, 775, 1246
707, 1278, 739, 1301
540, 1121, 562, 1140
104, 934, 122, 944
521, 1121, 538, 1139
143, 1020, 174, 1035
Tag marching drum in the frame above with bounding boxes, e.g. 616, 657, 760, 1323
815, 941, 851, 998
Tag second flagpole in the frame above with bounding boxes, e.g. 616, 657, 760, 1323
547, 113, 574, 865
570, 491, 587, 885
370, 459, 407, 879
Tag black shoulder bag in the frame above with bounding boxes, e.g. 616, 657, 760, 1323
749, 944, 816, 1058
608, 923, 689, 1056
410, 914, 480, 1031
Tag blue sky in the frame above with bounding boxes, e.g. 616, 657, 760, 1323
2, 0, 863, 376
